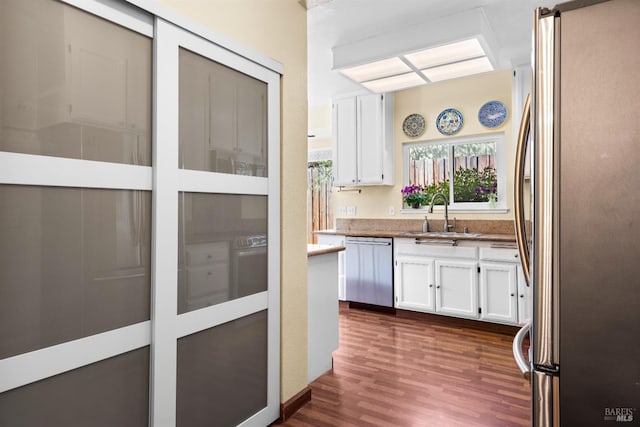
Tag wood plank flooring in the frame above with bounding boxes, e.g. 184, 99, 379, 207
276, 303, 531, 427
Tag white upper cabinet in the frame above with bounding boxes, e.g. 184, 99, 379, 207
332, 93, 393, 186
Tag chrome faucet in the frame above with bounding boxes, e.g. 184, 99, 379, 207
428, 192, 453, 232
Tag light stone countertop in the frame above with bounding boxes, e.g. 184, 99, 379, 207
314, 229, 516, 243
307, 244, 346, 257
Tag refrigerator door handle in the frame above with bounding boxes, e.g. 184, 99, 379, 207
512, 322, 531, 382
514, 93, 532, 286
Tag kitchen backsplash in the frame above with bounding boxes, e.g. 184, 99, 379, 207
335, 218, 518, 235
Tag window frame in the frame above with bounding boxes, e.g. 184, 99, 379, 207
402, 133, 506, 212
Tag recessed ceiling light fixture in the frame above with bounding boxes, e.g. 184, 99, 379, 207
361, 72, 426, 93
337, 37, 494, 93
333, 8, 500, 93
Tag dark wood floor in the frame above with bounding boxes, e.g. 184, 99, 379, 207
279, 303, 531, 427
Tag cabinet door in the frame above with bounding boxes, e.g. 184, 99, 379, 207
517, 266, 532, 324
395, 256, 435, 312
332, 97, 358, 186
479, 262, 518, 325
357, 94, 383, 184
435, 259, 478, 319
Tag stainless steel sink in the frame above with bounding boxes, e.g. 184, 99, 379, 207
402, 231, 483, 238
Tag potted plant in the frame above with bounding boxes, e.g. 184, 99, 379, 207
401, 184, 427, 208
476, 181, 498, 207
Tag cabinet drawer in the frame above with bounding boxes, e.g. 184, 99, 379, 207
186, 242, 229, 265
396, 243, 477, 259
479, 247, 520, 262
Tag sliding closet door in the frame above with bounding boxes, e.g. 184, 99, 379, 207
0, 1, 154, 426
153, 19, 280, 427
0, 1, 281, 427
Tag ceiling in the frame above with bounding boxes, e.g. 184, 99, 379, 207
307, 0, 558, 107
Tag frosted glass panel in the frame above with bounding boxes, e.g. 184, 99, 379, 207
177, 311, 267, 427
0, 185, 151, 359
178, 192, 267, 314
0, 0, 152, 165
0, 348, 149, 427
179, 48, 267, 176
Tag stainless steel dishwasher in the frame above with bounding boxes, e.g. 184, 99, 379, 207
345, 237, 393, 309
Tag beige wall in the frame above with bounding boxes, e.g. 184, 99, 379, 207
330, 69, 516, 223
156, 0, 309, 402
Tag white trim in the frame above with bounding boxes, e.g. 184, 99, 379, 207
125, 0, 283, 75
0, 322, 150, 393
176, 292, 268, 338
266, 66, 282, 422
0, 152, 152, 190
178, 170, 268, 195
401, 207, 509, 214
60, 0, 154, 37
149, 17, 180, 426
402, 132, 506, 211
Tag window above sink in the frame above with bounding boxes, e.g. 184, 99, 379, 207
402, 133, 506, 212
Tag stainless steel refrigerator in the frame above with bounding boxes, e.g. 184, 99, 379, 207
512, 0, 640, 425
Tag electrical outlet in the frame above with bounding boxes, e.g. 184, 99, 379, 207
388, 206, 395, 216
338, 206, 347, 216
346, 206, 356, 216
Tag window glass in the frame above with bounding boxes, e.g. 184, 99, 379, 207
0, 0, 152, 165
0, 185, 151, 359
0, 348, 149, 427
452, 142, 497, 203
177, 311, 267, 426
178, 192, 267, 314
179, 48, 268, 176
406, 138, 499, 208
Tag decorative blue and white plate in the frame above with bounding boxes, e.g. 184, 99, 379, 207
478, 100, 508, 128
436, 108, 463, 135
402, 113, 426, 138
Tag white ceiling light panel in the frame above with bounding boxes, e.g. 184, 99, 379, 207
339, 57, 411, 83
404, 38, 486, 69
421, 56, 493, 82
361, 72, 425, 93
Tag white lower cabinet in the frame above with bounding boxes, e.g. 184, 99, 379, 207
394, 238, 531, 326
479, 262, 518, 324
395, 255, 435, 312
435, 259, 479, 319
517, 266, 532, 324
394, 239, 478, 319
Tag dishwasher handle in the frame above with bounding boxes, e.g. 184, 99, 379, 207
346, 240, 391, 246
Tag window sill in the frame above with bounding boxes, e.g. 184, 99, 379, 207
400, 207, 509, 214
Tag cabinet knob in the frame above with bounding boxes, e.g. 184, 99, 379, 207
510, 293, 515, 297
429, 284, 433, 288
436, 285, 441, 289
520, 294, 524, 298
352, 179, 356, 183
